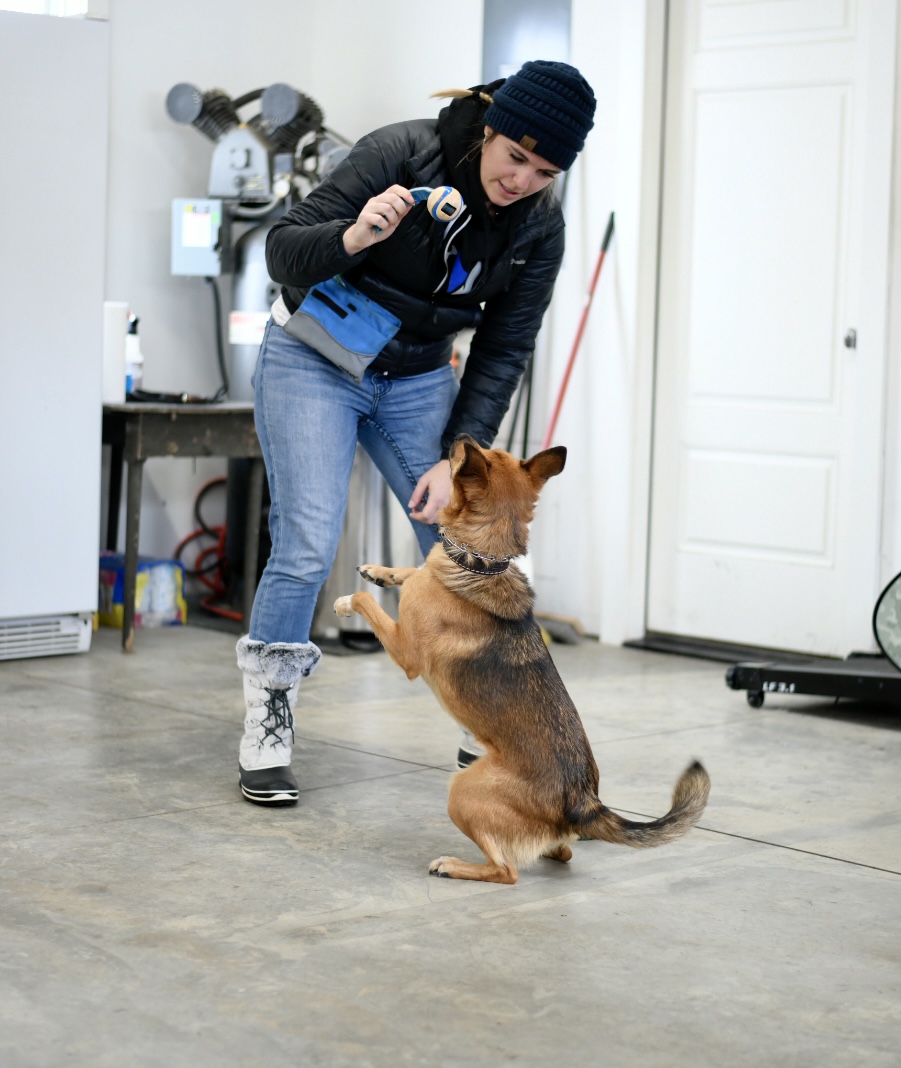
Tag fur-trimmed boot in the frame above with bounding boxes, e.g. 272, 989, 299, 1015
236, 636, 321, 805
457, 728, 486, 770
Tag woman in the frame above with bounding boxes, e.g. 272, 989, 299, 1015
236, 59, 596, 805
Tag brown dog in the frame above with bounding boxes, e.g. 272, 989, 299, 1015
334, 436, 710, 884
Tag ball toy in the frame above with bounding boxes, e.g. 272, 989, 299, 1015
373, 186, 465, 234
426, 185, 463, 223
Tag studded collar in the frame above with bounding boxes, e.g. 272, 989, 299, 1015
438, 526, 512, 576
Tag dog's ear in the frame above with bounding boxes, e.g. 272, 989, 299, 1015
522, 446, 567, 488
451, 435, 490, 481
456, 439, 490, 481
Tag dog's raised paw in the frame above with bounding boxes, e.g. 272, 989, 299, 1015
333, 595, 354, 617
357, 566, 387, 588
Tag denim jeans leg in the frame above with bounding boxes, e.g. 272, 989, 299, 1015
249, 322, 365, 645
358, 364, 459, 558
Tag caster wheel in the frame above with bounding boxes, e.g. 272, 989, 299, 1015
746, 690, 765, 708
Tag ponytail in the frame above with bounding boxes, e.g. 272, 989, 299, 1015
430, 88, 495, 106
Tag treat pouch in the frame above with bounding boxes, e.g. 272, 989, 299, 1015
284, 275, 402, 382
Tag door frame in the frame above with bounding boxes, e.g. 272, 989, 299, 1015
882, 7, 901, 586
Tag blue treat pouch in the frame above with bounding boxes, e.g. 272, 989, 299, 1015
284, 275, 402, 382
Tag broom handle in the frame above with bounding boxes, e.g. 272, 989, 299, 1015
541, 211, 615, 450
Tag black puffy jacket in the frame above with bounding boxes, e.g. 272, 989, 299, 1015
265, 102, 565, 453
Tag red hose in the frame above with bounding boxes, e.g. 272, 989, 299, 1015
173, 478, 245, 622
542, 211, 615, 450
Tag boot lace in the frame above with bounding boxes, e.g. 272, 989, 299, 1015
259, 687, 294, 749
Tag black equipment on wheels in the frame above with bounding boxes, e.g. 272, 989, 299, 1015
725, 571, 901, 710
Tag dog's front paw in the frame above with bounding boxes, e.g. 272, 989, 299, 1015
358, 565, 391, 588
428, 856, 456, 879
333, 595, 354, 617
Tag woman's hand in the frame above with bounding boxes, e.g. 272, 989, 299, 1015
408, 459, 452, 525
343, 185, 415, 255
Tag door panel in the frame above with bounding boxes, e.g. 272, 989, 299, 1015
647, 0, 896, 655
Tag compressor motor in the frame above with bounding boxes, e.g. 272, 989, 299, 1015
166, 80, 350, 399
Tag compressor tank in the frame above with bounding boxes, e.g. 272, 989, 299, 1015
229, 221, 281, 401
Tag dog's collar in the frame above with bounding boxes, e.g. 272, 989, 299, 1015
438, 526, 511, 576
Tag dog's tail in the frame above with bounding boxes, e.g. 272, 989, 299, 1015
576, 761, 710, 848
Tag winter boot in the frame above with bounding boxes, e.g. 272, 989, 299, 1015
457, 728, 486, 770
236, 636, 321, 805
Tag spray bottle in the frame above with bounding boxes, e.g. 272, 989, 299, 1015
125, 314, 144, 395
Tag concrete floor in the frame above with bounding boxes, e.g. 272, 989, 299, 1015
1, 622, 898, 1068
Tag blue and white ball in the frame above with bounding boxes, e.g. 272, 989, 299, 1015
427, 185, 463, 223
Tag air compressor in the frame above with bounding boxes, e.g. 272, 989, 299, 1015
166, 80, 349, 398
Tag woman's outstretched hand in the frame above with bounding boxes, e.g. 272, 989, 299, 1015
408, 459, 452, 526
343, 185, 415, 255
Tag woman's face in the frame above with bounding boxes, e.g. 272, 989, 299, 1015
479, 127, 562, 208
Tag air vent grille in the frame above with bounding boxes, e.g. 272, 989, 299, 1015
0, 615, 93, 661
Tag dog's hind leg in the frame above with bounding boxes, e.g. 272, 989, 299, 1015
357, 565, 418, 588
429, 838, 518, 884
428, 765, 528, 884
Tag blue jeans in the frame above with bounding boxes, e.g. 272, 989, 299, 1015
249, 319, 459, 645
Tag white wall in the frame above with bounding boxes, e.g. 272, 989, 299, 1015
526, 0, 666, 642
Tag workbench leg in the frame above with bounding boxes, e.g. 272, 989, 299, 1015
106, 443, 123, 551
243, 458, 265, 631
122, 459, 145, 653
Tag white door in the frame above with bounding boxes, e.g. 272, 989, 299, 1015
647, 0, 897, 656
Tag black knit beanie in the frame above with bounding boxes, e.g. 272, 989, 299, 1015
483, 59, 596, 171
